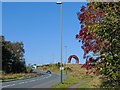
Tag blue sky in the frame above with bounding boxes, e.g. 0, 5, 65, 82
2, 2, 87, 65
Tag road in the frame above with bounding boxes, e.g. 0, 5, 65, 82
1, 70, 67, 89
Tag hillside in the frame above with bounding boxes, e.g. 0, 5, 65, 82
37, 63, 89, 76
37, 64, 60, 74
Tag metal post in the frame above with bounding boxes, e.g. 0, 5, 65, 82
60, 2, 63, 84
56, 1, 63, 84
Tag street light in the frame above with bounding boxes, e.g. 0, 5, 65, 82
56, 1, 63, 84
56, 1, 62, 4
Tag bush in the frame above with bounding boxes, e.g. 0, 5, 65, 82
25, 67, 33, 73
65, 67, 72, 72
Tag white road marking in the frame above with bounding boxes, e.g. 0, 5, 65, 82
41, 74, 51, 79
28, 80, 33, 82
2, 85, 10, 88
10, 84, 15, 86
2, 84, 15, 88
2, 74, 52, 88
24, 81, 28, 83
31, 80, 35, 82
18, 82, 25, 84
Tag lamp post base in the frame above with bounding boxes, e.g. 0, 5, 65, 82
60, 69, 63, 84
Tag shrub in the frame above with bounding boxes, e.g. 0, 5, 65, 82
26, 67, 33, 73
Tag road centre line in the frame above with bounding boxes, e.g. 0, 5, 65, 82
18, 82, 25, 84
2, 84, 15, 88
2, 74, 52, 88
18, 82, 24, 84
10, 84, 15, 86
24, 81, 28, 83
2, 85, 10, 88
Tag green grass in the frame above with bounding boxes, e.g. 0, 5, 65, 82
52, 64, 97, 89
52, 76, 83, 88
38, 64, 103, 89
52, 75, 95, 89
51, 64, 103, 89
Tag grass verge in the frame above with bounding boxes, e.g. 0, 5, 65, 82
52, 76, 82, 88
51, 64, 100, 89
52, 75, 94, 89
1, 73, 41, 82
78, 75, 102, 88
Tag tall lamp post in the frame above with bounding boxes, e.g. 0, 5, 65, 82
56, 1, 63, 84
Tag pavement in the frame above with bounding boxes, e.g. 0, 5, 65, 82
68, 81, 87, 88
1, 70, 67, 89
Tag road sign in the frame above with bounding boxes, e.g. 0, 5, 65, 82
60, 67, 64, 70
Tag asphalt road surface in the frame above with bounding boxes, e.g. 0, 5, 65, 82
1, 70, 67, 89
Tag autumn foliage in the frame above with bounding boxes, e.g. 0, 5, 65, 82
76, 2, 120, 87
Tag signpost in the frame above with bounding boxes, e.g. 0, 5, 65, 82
60, 67, 64, 70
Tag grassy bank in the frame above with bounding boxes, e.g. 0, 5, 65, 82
52, 64, 98, 89
52, 75, 94, 89
37, 64, 60, 74
52, 76, 82, 88
1, 72, 41, 82
78, 75, 102, 88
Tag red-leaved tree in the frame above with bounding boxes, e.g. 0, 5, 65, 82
76, 2, 120, 87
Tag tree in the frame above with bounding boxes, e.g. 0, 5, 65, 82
76, 2, 120, 87
1, 36, 26, 73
